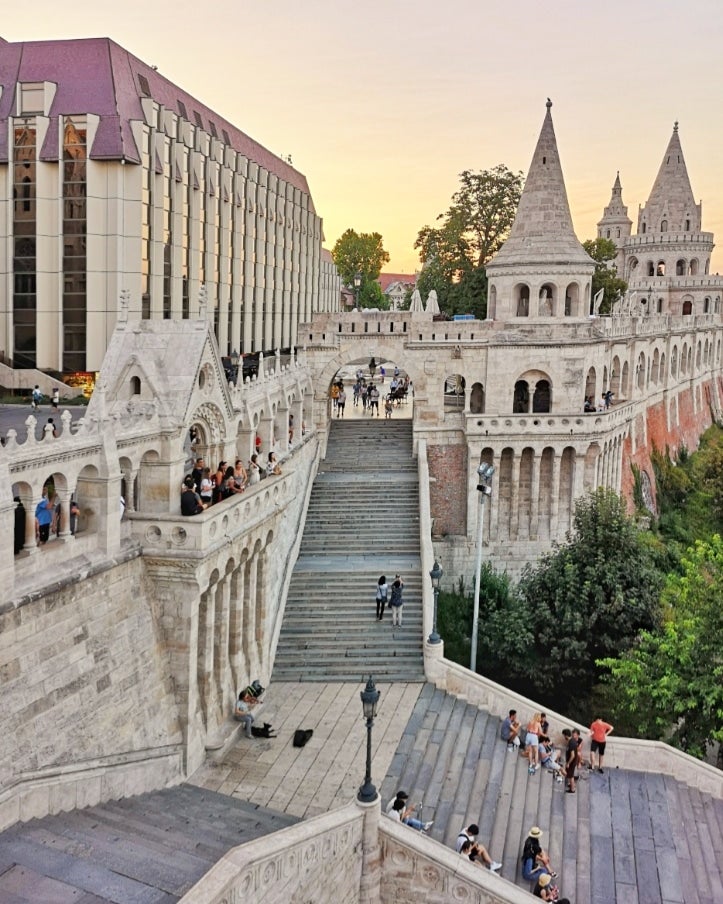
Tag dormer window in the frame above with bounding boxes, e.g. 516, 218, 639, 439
130, 376, 141, 396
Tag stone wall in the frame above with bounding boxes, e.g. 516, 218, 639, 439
0, 551, 184, 829
179, 802, 365, 904
428, 439, 467, 538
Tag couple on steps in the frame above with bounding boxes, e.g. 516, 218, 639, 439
375, 574, 404, 624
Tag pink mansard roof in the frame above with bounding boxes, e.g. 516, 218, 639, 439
0, 37, 313, 208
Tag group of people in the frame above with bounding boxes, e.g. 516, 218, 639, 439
583, 389, 613, 412
375, 574, 405, 625
181, 452, 282, 516
30, 385, 61, 411
502, 708, 614, 796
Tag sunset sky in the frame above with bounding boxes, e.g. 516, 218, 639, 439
4, 1, 723, 274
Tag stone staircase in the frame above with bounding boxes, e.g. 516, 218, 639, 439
0, 784, 297, 903
379, 684, 723, 904
273, 419, 425, 681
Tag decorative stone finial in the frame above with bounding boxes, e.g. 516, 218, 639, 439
546, 97, 552, 110
674, 120, 679, 132
119, 289, 130, 323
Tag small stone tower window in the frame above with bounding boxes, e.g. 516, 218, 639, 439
641, 222, 646, 234
685, 219, 690, 231
661, 220, 668, 232
606, 229, 610, 238
542, 156, 546, 164
130, 376, 141, 396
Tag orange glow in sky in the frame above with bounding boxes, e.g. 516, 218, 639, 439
5, 1, 723, 275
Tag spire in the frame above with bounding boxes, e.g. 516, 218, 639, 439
488, 99, 592, 268
639, 123, 700, 233
597, 171, 632, 234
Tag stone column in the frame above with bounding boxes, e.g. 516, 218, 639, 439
255, 546, 268, 680
529, 450, 541, 540
489, 454, 501, 540
21, 489, 39, 554
197, 579, 217, 733
573, 449, 586, 503
56, 487, 73, 542
244, 555, 260, 678
509, 450, 522, 539
356, 796, 382, 904
550, 451, 562, 539
228, 564, 245, 693
215, 573, 232, 719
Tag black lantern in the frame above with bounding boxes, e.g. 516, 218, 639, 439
357, 675, 380, 803
428, 560, 443, 645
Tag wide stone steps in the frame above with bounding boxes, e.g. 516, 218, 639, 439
273, 418, 424, 682
0, 784, 298, 903
378, 684, 723, 904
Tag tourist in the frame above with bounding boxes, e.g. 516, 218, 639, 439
501, 709, 521, 751
233, 689, 259, 739
376, 575, 388, 621
330, 382, 340, 411
337, 388, 346, 418
361, 383, 369, 412
533, 873, 556, 900
565, 728, 583, 793
266, 451, 281, 477
384, 396, 393, 418
199, 467, 214, 506
248, 453, 262, 484
35, 493, 54, 543
213, 461, 227, 504
589, 716, 614, 773
521, 827, 556, 880
389, 575, 404, 626
459, 840, 502, 873
539, 736, 564, 781
181, 476, 206, 515
222, 466, 244, 499
43, 417, 57, 439
191, 457, 205, 492
540, 713, 550, 735
385, 790, 409, 814
288, 414, 294, 444
233, 459, 248, 490
388, 798, 433, 832
31, 385, 42, 410
369, 385, 380, 416
379, 365, 385, 383
51, 387, 59, 410
526, 713, 543, 771
69, 498, 80, 535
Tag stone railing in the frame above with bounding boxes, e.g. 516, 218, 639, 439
423, 648, 723, 798
380, 817, 530, 904
417, 440, 434, 641
179, 802, 364, 904
128, 472, 295, 558
465, 402, 634, 439
0, 743, 184, 833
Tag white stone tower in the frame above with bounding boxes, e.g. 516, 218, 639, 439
621, 123, 721, 316
596, 173, 633, 273
486, 99, 594, 321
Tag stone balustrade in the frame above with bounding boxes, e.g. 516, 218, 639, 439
465, 404, 633, 438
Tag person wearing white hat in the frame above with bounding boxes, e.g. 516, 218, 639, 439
521, 826, 557, 881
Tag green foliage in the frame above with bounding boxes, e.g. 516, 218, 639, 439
517, 488, 664, 710
414, 166, 523, 319
598, 536, 723, 758
331, 229, 390, 309
582, 238, 627, 314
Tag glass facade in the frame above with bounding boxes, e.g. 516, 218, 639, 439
12, 119, 37, 367
62, 117, 88, 372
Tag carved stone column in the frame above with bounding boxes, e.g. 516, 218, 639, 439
197, 578, 217, 733
244, 554, 260, 678
21, 489, 39, 555
509, 450, 522, 539
529, 450, 541, 540
228, 563, 245, 694
549, 450, 562, 540
356, 796, 382, 904
215, 571, 232, 719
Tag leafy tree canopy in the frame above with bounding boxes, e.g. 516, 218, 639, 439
413, 166, 523, 318
583, 238, 628, 315
331, 229, 390, 309
517, 488, 664, 709
598, 535, 723, 758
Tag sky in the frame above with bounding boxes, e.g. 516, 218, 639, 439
4, 0, 723, 274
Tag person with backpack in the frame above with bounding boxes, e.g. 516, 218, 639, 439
376, 575, 388, 620
389, 575, 404, 626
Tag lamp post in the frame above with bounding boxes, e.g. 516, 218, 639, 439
428, 560, 443, 644
470, 463, 495, 673
357, 675, 381, 803
353, 272, 362, 310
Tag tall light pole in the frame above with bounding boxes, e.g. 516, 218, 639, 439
353, 272, 362, 310
470, 463, 494, 673
428, 560, 443, 645
357, 675, 381, 803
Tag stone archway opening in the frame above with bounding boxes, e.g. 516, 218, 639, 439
327, 355, 413, 420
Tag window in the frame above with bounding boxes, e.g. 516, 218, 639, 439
642, 222, 647, 234
513, 380, 529, 413
138, 74, 151, 97
130, 376, 141, 395
661, 220, 668, 232
20, 83, 44, 114
178, 100, 187, 119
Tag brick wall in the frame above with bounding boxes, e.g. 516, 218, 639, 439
620, 379, 717, 508
0, 555, 182, 791
428, 442, 468, 536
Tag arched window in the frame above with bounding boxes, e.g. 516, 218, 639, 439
651, 349, 660, 384
642, 222, 647, 234
539, 283, 555, 316
660, 352, 666, 380
660, 219, 668, 232
611, 356, 621, 397
515, 285, 530, 317
676, 259, 686, 276
488, 285, 497, 320
616, 228, 621, 238
130, 376, 141, 395
513, 380, 529, 413
682, 299, 693, 315
585, 367, 597, 402
647, 261, 655, 277
657, 261, 666, 276
705, 258, 710, 275
606, 229, 610, 238
671, 346, 678, 378
704, 297, 710, 314
470, 382, 485, 414
532, 380, 551, 413
444, 374, 465, 410
628, 257, 638, 278
565, 282, 579, 317
685, 219, 690, 231
636, 352, 646, 390
689, 259, 699, 275
621, 361, 630, 398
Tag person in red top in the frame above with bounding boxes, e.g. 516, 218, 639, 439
589, 717, 614, 773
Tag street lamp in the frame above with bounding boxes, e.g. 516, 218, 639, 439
357, 675, 381, 803
428, 560, 443, 645
470, 463, 495, 673
353, 272, 362, 309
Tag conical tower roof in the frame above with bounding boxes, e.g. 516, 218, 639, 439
488, 100, 592, 269
639, 123, 700, 233
599, 172, 632, 223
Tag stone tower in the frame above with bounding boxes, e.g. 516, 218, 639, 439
596, 172, 632, 273
486, 99, 594, 320
621, 123, 721, 316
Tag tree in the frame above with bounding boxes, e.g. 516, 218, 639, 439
413, 166, 523, 318
582, 238, 627, 315
331, 229, 390, 309
598, 536, 723, 759
517, 489, 665, 711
